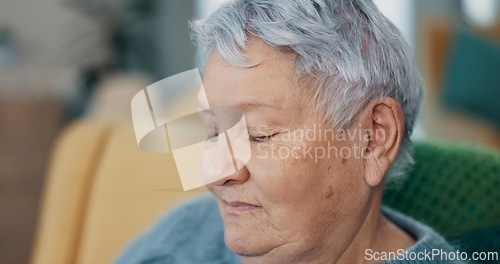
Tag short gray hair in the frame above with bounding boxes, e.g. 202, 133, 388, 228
191, 0, 424, 183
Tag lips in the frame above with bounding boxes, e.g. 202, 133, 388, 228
224, 200, 262, 213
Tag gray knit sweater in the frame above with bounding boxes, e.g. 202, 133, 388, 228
115, 194, 466, 264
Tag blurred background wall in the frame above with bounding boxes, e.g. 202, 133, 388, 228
0, 0, 498, 263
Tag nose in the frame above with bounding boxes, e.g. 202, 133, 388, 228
212, 164, 250, 186
200, 133, 250, 185
201, 133, 251, 186
201, 111, 251, 187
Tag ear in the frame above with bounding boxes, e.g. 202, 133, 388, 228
363, 97, 405, 187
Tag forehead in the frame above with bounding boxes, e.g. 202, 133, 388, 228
201, 38, 297, 110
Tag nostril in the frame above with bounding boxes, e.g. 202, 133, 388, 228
212, 166, 250, 187
212, 175, 237, 187
222, 179, 240, 186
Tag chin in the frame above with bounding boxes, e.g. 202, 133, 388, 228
224, 222, 272, 257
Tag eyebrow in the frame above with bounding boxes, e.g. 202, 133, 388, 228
239, 101, 280, 111
195, 100, 280, 112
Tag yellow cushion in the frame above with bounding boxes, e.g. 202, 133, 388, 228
31, 120, 203, 264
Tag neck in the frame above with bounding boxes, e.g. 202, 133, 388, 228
335, 190, 415, 264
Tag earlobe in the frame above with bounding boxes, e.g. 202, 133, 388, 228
364, 146, 388, 187
363, 97, 405, 187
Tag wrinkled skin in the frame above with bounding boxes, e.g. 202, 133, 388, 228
202, 37, 415, 264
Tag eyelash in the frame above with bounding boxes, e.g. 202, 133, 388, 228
207, 132, 278, 143
249, 133, 277, 143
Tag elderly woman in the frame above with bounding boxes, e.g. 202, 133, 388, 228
118, 0, 463, 263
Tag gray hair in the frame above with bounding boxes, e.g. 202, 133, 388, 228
191, 0, 424, 183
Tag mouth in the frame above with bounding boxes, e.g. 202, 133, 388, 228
223, 200, 262, 213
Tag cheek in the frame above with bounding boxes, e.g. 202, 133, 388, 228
246, 140, 341, 229
248, 135, 366, 203
244, 140, 362, 245
248, 141, 318, 203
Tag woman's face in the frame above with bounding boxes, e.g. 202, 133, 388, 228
203, 39, 374, 263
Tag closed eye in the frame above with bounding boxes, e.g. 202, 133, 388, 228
249, 133, 277, 143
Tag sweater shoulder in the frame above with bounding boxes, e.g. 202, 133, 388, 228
381, 206, 468, 264
115, 194, 236, 264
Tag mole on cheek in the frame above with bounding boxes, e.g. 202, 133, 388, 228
341, 157, 347, 165
323, 185, 333, 199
